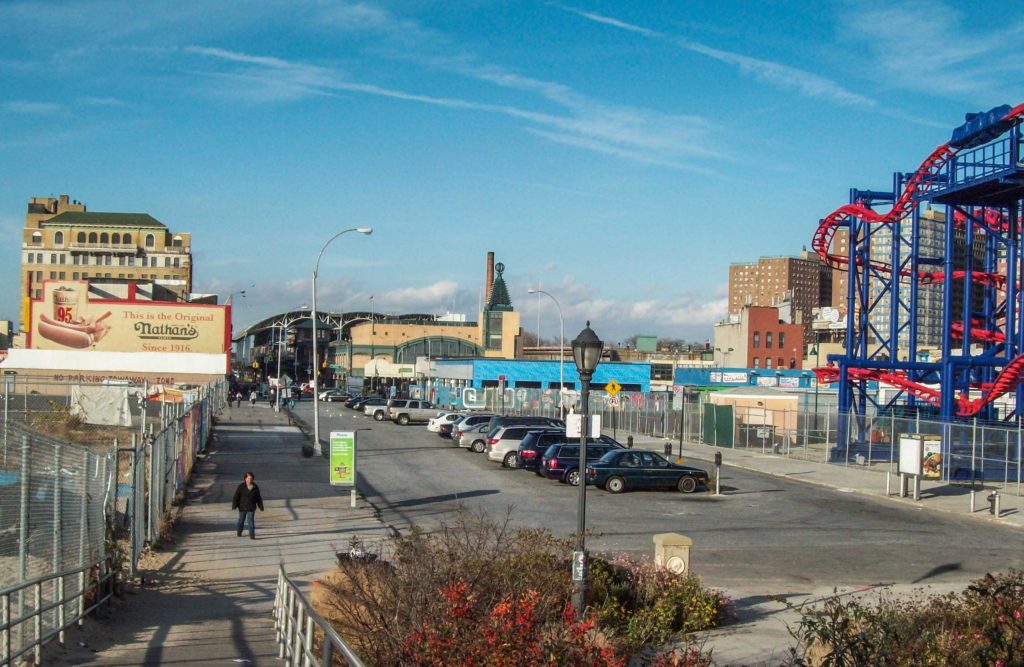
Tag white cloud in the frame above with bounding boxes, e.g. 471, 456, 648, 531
187, 45, 722, 170
839, 2, 1024, 98
560, 6, 877, 109
381, 280, 459, 309
2, 100, 64, 114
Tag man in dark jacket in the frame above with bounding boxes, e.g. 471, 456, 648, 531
232, 472, 264, 539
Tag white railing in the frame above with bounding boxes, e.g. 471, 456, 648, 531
274, 563, 365, 667
0, 560, 115, 666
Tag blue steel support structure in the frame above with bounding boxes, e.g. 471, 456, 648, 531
828, 105, 1024, 458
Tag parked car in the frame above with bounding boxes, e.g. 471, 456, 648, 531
451, 414, 497, 447
484, 415, 565, 436
438, 422, 456, 439
389, 399, 435, 425
586, 450, 709, 494
319, 389, 351, 402
455, 422, 491, 450
540, 439, 626, 485
361, 397, 391, 420
485, 425, 553, 467
516, 429, 574, 474
427, 411, 462, 433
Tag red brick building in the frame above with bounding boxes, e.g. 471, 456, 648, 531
713, 305, 805, 370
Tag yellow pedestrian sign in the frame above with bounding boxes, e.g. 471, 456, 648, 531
605, 379, 621, 396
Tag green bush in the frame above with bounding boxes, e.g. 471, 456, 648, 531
789, 570, 1024, 666
588, 555, 731, 652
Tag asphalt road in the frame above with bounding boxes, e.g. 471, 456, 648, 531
306, 404, 1024, 594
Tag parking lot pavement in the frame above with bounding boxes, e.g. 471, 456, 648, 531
622, 433, 1024, 529
44, 401, 390, 667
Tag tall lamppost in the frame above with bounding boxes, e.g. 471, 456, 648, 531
312, 227, 373, 453
528, 288, 564, 417
570, 321, 603, 617
809, 330, 822, 415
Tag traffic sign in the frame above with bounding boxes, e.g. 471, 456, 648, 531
605, 379, 621, 396
608, 395, 621, 408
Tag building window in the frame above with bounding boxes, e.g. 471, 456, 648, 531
753, 357, 760, 368
31, 232, 41, 244
789, 358, 797, 369
112, 233, 120, 244
778, 357, 784, 368
54, 231, 64, 246
77, 232, 86, 243
779, 332, 786, 348
765, 357, 773, 369
145, 234, 155, 249
88, 232, 97, 243
50, 254, 57, 264
50, 271, 56, 279
118, 273, 124, 278
123, 233, 132, 244
118, 256, 125, 266
753, 332, 760, 348
100, 232, 109, 244
164, 257, 170, 267
59, 272, 65, 280
59, 254, 66, 264
73, 272, 79, 280
36, 253, 42, 263
173, 257, 180, 268
127, 256, 134, 266
35, 271, 42, 281
172, 235, 183, 247
766, 332, 773, 348
104, 255, 111, 266
26, 254, 33, 264
82, 272, 88, 278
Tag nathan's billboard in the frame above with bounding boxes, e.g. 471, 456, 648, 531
29, 281, 229, 354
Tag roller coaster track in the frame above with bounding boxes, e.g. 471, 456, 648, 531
813, 103, 1024, 417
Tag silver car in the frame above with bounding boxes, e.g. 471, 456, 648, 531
485, 424, 546, 467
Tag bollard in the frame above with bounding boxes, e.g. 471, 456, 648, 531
714, 451, 722, 496
970, 490, 977, 513
627, 436, 633, 449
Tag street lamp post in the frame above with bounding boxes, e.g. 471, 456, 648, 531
810, 331, 822, 415
528, 288, 564, 417
570, 321, 603, 617
312, 228, 373, 454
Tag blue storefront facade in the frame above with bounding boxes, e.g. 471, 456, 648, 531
431, 358, 651, 392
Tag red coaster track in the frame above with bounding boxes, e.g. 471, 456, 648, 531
812, 103, 1024, 418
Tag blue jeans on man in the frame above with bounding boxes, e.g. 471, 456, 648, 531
236, 510, 256, 538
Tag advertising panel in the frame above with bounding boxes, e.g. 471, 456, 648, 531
30, 281, 228, 354
330, 431, 357, 486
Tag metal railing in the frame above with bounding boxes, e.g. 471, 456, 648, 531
274, 563, 364, 667
1, 560, 115, 666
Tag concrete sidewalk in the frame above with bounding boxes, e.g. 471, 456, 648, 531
625, 432, 1024, 529
45, 401, 390, 667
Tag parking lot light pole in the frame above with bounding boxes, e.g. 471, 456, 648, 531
571, 322, 602, 617
312, 228, 373, 453
528, 288, 564, 418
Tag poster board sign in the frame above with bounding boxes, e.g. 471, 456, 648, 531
30, 281, 228, 354
921, 436, 942, 479
330, 431, 356, 486
566, 414, 602, 438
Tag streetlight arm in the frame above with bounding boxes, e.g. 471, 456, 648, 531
313, 227, 373, 278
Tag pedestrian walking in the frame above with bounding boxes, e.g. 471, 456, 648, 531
249, 389, 257, 406
235, 391, 242, 408
232, 472, 264, 539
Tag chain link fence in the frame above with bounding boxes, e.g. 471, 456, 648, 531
0, 375, 228, 664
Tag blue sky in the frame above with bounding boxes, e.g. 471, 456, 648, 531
1, 1, 1021, 344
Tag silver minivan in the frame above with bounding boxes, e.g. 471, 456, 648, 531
484, 424, 548, 467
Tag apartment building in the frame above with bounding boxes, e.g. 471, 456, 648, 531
20, 194, 192, 329
728, 249, 831, 342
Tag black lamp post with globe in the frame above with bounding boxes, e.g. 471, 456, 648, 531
570, 321, 603, 616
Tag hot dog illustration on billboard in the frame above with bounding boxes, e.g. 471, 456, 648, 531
36, 285, 113, 348
30, 281, 229, 354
